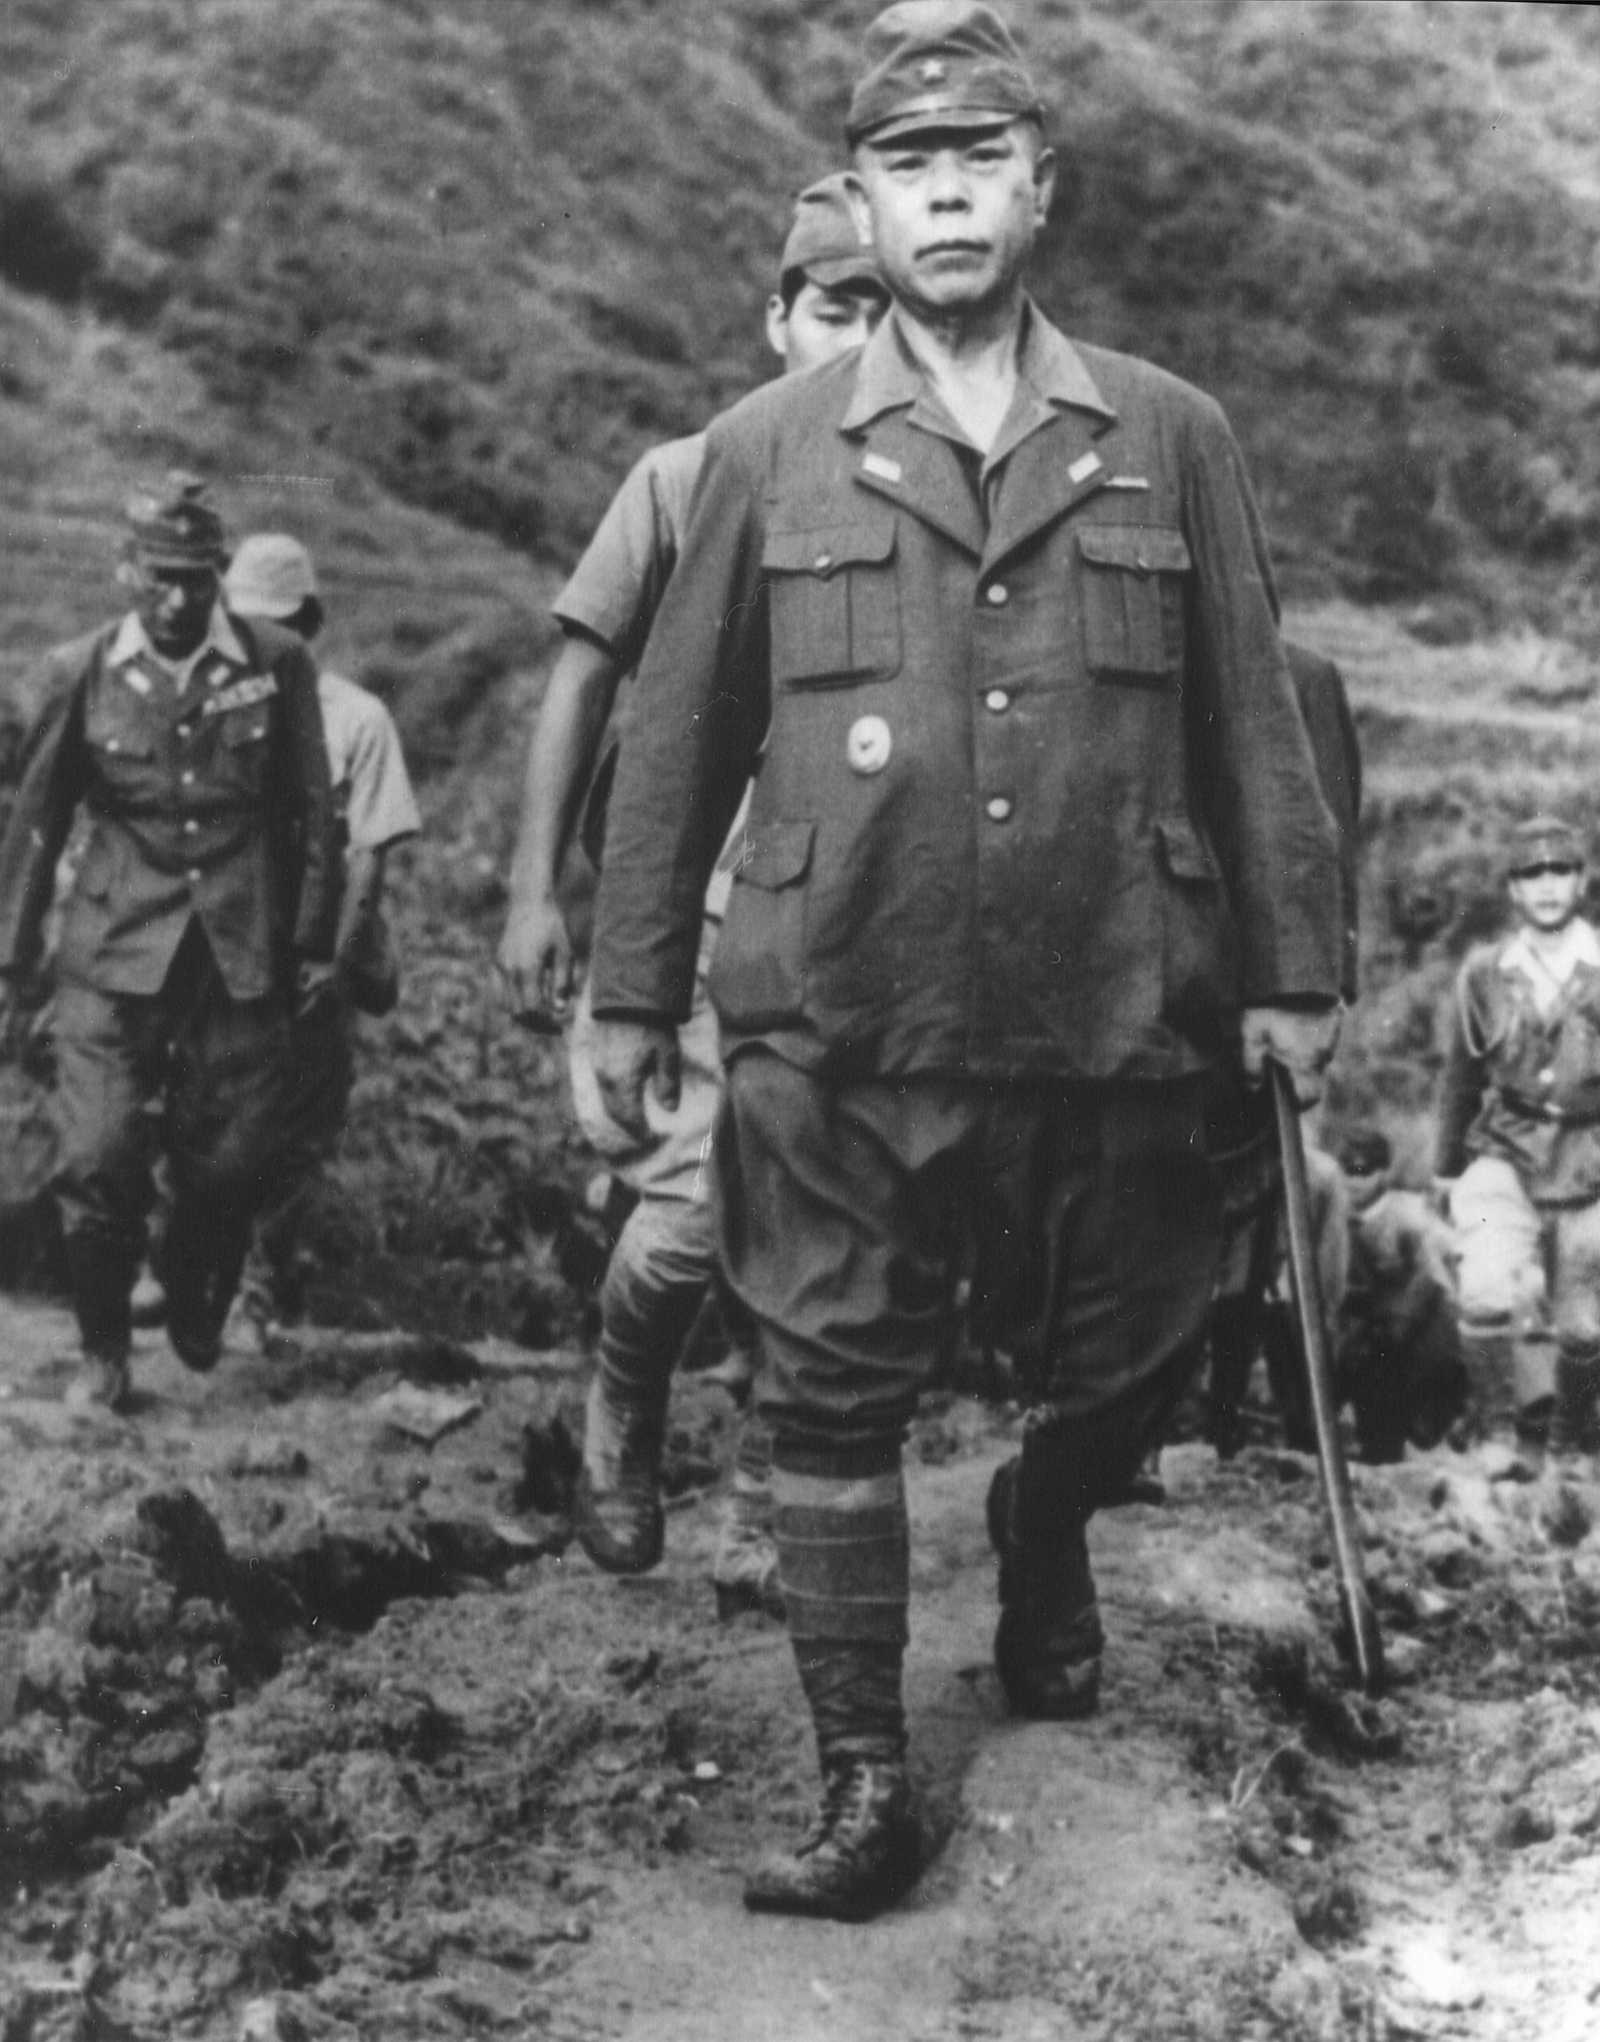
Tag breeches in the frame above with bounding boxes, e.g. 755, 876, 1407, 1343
52, 933, 290, 1257
1453, 1155, 1600, 1353
715, 1052, 1221, 1471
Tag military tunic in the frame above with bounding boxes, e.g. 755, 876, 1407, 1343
0, 605, 336, 1329
592, 306, 1340, 1076
589, 305, 1341, 1472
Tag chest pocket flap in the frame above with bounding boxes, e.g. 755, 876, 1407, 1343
1076, 524, 1192, 684
763, 519, 901, 689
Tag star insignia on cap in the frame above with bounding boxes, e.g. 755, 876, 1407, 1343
917, 57, 948, 85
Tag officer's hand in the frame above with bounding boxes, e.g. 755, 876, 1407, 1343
294, 957, 339, 1020
1241, 1003, 1341, 1107
496, 898, 574, 1034
592, 1019, 680, 1145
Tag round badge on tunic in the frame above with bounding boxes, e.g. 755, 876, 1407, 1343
847, 714, 892, 776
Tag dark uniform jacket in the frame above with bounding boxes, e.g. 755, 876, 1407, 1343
591, 305, 1342, 1082
0, 608, 337, 1001
1435, 925, 1600, 1205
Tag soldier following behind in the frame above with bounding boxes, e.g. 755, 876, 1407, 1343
222, 534, 422, 1328
1436, 814, 1600, 1462
586, 1, 1342, 1920
0, 475, 338, 1411
497, 176, 888, 1615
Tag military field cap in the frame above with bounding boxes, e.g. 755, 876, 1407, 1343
224, 533, 320, 619
778, 172, 883, 296
847, 0, 1045, 147
1506, 814, 1586, 876
124, 470, 227, 568
1336, 1127, 1393, 1179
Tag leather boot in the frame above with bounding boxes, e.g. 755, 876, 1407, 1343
162, 1205, 250, 1374
743, 1756, 920, 1920
987, 1456, 1104, 1720
573, 1373, 664, 1574
1551, 1347, 1600, 1460
62, 1230, 135, 1413
1458, 1324, 1518, 1444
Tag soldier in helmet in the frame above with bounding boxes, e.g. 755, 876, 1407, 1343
1436, 814, 1600, 1458
0, 474, 338, 1410
586, 1, 1341, 1919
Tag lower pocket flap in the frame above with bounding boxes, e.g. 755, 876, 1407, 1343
729, 819, 814, 891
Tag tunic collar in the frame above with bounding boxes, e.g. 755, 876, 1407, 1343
840, 296, 1117, 435
109, 605, 249, 691
1500, 918, 1600, 1009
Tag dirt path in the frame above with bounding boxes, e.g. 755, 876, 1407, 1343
4, 1293, 1600, 2040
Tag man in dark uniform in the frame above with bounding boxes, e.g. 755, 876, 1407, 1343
0, 474, 337, 1411
587, 2, 1342, 1920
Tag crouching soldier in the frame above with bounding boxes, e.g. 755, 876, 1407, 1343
1435, 816, 1600, 1458
0, 475, 337, 1410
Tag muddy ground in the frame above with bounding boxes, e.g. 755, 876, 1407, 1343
2, 1292, 1599, 2041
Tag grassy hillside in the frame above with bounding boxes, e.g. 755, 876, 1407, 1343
3, 0, 1599, 683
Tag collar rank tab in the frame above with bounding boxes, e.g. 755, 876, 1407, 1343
1067, 450, 1103, 486
862, 451, 903, 484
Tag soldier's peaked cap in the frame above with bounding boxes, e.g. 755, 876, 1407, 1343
1507, 814, 1586, 875
778, 173, 883, 296
847, 1, 1045, 148
124, 470, 227, 568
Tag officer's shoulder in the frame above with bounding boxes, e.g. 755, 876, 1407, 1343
703, 352, 860, 456
44, 621, 118, 679
1071, 340, 1233, 434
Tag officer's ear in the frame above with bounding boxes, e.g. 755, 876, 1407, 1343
765, 292, 791, 366
114, 558, 142, 593
1030, 139, 1058, 227
842, 170, 872, 247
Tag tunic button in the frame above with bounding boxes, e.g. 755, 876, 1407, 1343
985, 583, 1009, 607
106, 739, 120, 752
813, 552, 833, 573
187, 868, 202, 884
984, 689, 1010, 713
847, 714, 892, 776
184, 818, 198, 834
1540, 1068, 1556, 1087
986, 796, 1014, 823
181, 770, 195, 785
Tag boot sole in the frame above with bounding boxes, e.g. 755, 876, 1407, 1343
742, 1831, 921, 1921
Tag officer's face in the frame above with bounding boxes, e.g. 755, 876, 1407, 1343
131, 559, 219, 657
1509, 860, 1585, 932
853, 120, 1054, 322
767, 278, 891, 376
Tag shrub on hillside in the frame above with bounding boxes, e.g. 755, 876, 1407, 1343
0, 171, 98, 303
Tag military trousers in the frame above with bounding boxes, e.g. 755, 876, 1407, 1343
714, 1050, 1223, 1490
52, 922, 292, 1325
